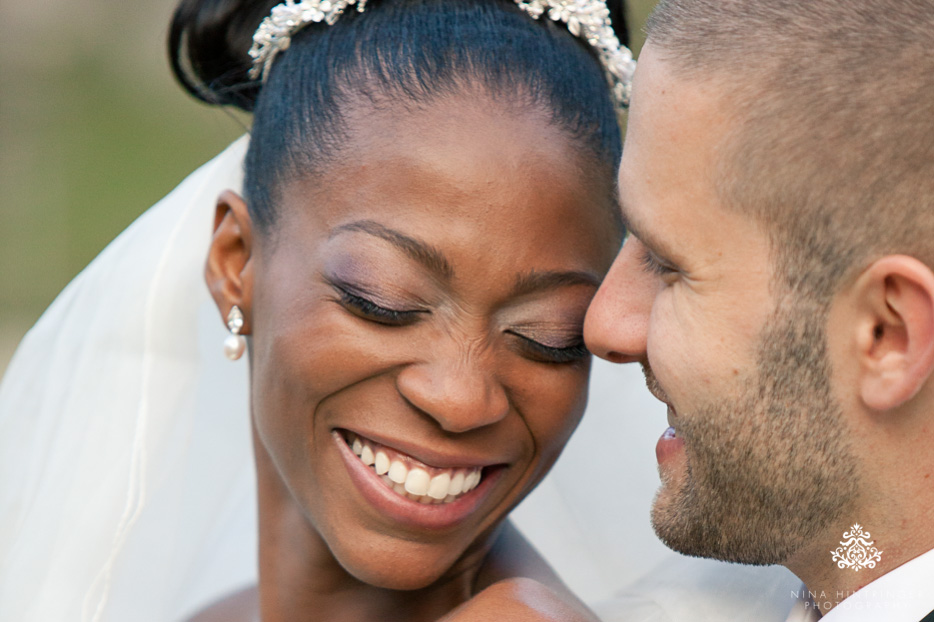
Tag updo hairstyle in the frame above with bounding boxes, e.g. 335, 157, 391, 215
169, 0, 628, 231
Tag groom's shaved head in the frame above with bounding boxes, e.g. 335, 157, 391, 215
646, 0, 934, 302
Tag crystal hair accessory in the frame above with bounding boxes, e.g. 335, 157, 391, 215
224, 305, 246, 360
514, 0, 634, 107
247, 0, 636, 109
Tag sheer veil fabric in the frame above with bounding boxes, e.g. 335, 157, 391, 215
0, 138, 256, 621
0, 138, 797, 621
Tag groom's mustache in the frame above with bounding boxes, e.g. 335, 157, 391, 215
641, 363, 671, 406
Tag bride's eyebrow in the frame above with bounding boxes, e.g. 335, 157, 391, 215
510, 269, 600, 298
330, 220, 454, 281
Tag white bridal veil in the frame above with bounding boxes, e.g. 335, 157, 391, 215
0, 138, 798, 622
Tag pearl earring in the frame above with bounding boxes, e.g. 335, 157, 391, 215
224, 305, 246, 360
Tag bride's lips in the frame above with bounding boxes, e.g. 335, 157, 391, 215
332, 430, 505, 531
655, 405, 685, 465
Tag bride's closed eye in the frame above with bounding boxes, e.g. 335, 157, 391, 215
328, 280, 426, 326
506, 331, 589, 365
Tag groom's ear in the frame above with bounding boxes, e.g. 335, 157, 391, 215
206, 190, 255, 335
851, 255, 934, 411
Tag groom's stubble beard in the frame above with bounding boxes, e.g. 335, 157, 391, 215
648, 295, 861, 565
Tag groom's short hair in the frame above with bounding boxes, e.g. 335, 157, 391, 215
645, 0, 934, 304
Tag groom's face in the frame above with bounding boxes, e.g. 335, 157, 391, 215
584, 44, 857, 564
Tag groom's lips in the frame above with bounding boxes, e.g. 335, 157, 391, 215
640, 367, 684, 465
655, 405, 685, 465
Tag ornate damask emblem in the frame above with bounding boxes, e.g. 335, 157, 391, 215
831, 524, 883, 571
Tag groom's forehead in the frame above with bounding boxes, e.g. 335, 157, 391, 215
620, 48, 734, 212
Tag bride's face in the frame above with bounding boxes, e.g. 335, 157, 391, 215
237, 92, 620, 589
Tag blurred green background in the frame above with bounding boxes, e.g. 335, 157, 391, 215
0, 0, 656, 374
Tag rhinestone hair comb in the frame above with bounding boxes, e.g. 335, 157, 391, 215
248, 0, 635, 108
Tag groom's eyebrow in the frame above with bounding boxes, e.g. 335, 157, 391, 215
331, 220, 455, 281
618, 200, 646, 244
619, 201, 670, 257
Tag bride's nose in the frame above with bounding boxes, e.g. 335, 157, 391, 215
396, 340, 510, 433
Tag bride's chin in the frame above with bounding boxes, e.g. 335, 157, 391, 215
339, 555, 456, 591
329, 538, 487, 592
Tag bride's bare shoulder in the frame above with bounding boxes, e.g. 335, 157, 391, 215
185, 584, 259, 622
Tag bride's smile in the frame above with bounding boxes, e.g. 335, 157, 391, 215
335, 429, 503, 528
343, 430, 487, 504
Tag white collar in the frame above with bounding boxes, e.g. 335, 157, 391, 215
785, 546, 934, 622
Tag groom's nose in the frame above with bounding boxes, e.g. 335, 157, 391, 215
584, 240, 654, 364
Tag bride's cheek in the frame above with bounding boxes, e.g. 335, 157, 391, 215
512, 362, 592, 477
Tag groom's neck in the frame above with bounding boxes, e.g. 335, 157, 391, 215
785, 504, 934, 615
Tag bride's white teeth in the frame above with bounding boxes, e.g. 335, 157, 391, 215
347, 433, 492, 505
428, 472, 451, 500
448, 471, 466, 496
388, 460, 408, 484
374, 450, 390, 475
404, 468, 430, 495
464, 470, 481, 492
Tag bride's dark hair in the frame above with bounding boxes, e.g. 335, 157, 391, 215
169, 0, 628, 230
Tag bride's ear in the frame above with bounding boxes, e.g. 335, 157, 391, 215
206, 190, 255, 334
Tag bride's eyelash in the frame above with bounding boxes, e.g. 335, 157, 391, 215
508, 332, 590, 364
331, 284, 422, 325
